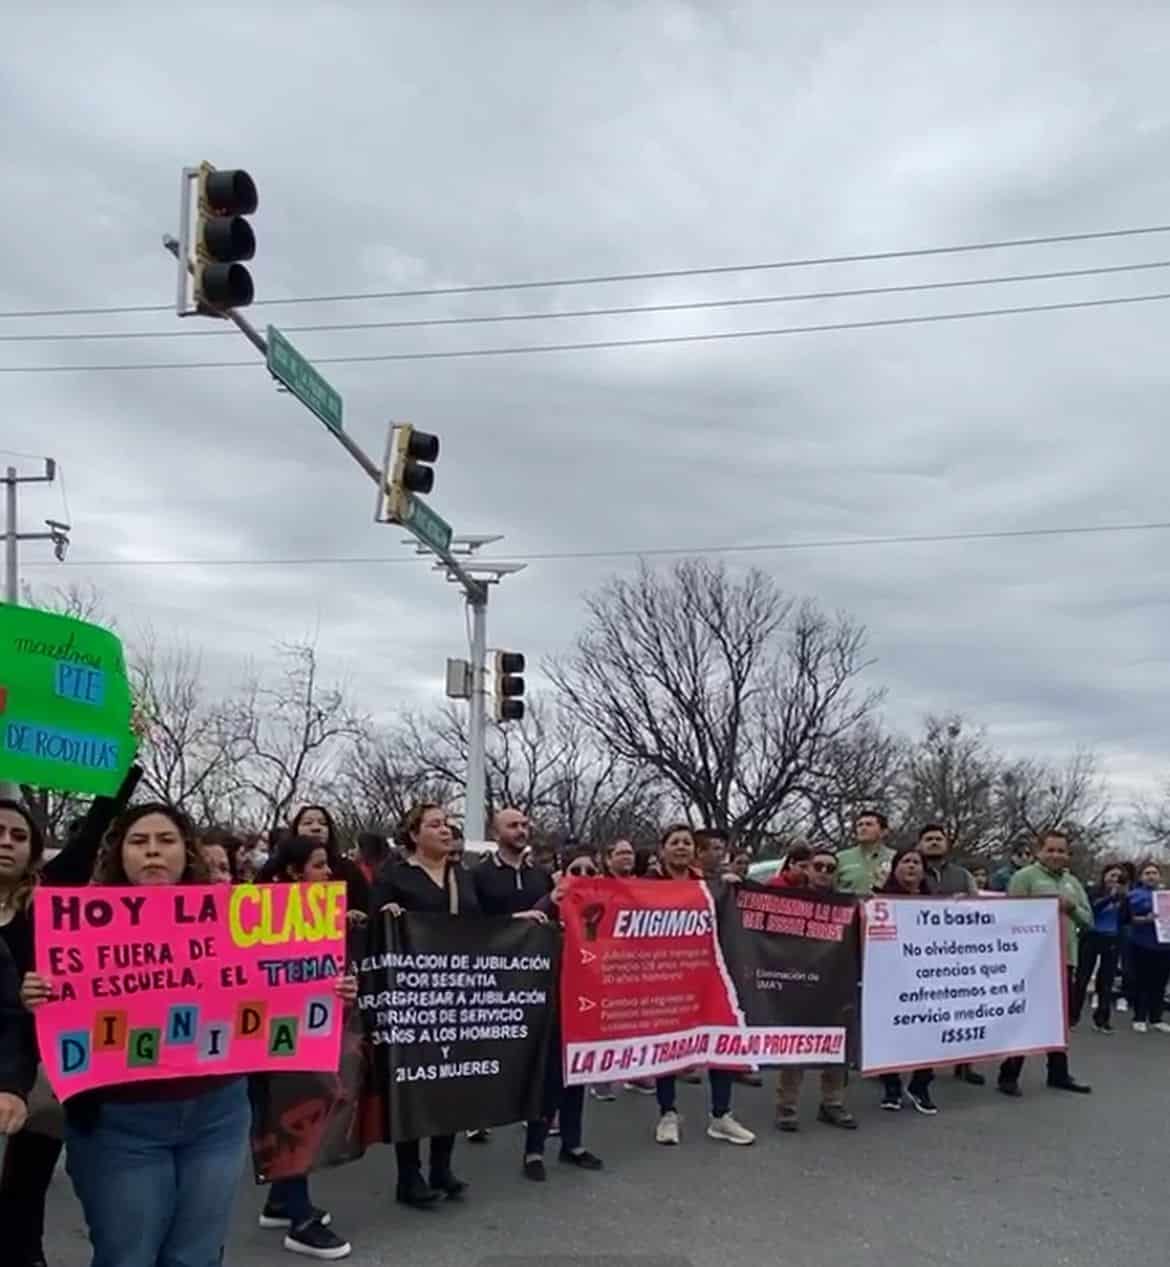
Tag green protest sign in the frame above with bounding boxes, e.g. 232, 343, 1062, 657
0, 606, 138, 796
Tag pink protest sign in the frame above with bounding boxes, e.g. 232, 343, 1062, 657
34, 883, 347, 1100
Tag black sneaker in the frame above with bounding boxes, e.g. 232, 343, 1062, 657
283, 1218, 351, 1260
429, 1169, 468, 1199
466, 1128, 491, 1142
523, 1157, 547, 1182
1092, 1021, 1114, 1034
261, 1202, 332, 1228
880, 1091, 902, 1111
559, 1147, 603, 1170
907, 1087, 939, 1116
997, 1081, 1022, 1098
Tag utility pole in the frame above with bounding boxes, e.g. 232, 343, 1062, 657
1, 459, 70, 798
2, 460, 70, 605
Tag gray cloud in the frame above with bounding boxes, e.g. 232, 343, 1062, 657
4, 2, 1170, 810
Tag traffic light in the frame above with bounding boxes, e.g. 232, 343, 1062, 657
194, 164, 258, 310
493, 651, 525, 722
381, 424, 440, 522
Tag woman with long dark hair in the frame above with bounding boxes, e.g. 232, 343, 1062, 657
0, 766, 139, 1267
289, 805, 370, 922
1071, 861, 1126, 1032
23, 802, 252, 1267
877, 849, 939, 1115
372, 803, 478, 1208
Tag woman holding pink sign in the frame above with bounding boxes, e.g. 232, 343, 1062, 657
0, 766, 139, 1267
22, 805, 352, 1267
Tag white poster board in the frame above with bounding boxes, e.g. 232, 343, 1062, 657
860, 896, 1066, 1075
1154, 891, 1170, 945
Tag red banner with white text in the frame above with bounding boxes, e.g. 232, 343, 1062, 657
559, 878, 854, 1084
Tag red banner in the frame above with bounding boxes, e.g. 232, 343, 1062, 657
559, 877, 743, 1084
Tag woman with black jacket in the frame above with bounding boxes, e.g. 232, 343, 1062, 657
0, 766, 140, 1267
372, 803, 479, 1208
0, 936, 33, 1134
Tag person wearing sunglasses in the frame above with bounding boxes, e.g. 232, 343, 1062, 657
522, 846, 606, 1179
775, 848, 857, 1132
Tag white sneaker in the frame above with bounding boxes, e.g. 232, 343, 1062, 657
1117, 999, 1129, 1013
1154, 1022, 1170, 1034
706, 1113, 756, 1145
655, 1109, 681, 1145
1133, 1021, 1149, 1033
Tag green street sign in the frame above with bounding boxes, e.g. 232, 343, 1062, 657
0, 607, 138, 797
267, 325, 344, 434
402, 492, 453, 554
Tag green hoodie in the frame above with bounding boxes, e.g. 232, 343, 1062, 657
1006, 862, 1092, 968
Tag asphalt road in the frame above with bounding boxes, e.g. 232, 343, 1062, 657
44, 1027, 1158, 1267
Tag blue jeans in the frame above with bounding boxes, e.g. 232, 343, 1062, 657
656, 1069, 733, 1117
66, 1079, 249, 1267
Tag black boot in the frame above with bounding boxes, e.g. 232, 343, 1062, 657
396, 1171, 440, 1207
429, 1168, 468, 1199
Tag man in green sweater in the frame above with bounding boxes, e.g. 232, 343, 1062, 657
835, 811, 895, 896
997, 829, 1093, 1096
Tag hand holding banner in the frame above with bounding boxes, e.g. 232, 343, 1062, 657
34, 883, 347, 1099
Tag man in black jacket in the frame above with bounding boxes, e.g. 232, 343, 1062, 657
0, 936, 32, 1135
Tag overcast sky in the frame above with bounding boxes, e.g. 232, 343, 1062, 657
3, 3, 1169, 810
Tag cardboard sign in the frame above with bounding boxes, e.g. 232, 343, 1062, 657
34, 883, 347, 1099
0, 607, 137, 796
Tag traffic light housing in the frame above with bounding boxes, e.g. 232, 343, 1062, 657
493, 651, 525, 722
381, 424, 440, 522
194, 164, 258, 310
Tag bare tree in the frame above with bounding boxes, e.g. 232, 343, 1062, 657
997, 750, 1111, 854
800, 717, 904, 848
549, 560, 880, 840
230, 642, 365, 830
897, 714, 1000, 854
130, 633, 243, 820
328, 726, 457, 840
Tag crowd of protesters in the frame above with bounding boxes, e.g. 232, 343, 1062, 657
0, 779, 1165, 1266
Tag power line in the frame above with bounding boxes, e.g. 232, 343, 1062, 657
25, 518, 1170, 571
2, 223, 1169, 320
5, 258, 1168, 343
3, 289, 1168, 373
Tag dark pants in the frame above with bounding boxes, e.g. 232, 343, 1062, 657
525, 1085, 585, 1155
65, 1078, 249, 1267
1071, 932, 1119, 1025
0, 1128, 62, 1263
395, 1135, 455, 1184
1131, 944, 1170, 1023
268, 1175, 313, 1225
656, 1069, 733, 1118
998, 967, 1075, 1087
882, 1069, 932, 1097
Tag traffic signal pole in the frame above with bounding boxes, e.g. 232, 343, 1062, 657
465, 593, 489, 844
162, 228, 497, 835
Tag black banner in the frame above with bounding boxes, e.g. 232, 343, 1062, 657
362, 913, 559, 1142
249, 1008, 377, 1182
716, 882, 859, 1056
